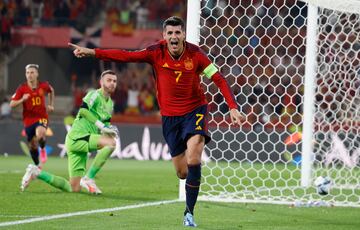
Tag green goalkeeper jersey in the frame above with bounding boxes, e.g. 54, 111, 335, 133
67, 89, 114, 140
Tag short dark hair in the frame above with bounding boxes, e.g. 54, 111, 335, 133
25, 64, 39, 70
100, 70, 116, 78
162, 16, 185, 31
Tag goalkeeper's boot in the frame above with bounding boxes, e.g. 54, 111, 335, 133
183, 212, 197, 227
40, 148, 47, 164
21, 164, 40, 191
80, 176, 102, 194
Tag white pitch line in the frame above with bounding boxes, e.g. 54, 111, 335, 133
0, 170, 22, 174
0, 199, 179, 227
0, 215, 41, 218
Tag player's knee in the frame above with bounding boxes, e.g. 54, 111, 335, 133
193, 142, 204, 154
102, 137, 116, 150
38, 138, 46, 148
36, 127, 46, 138
187, 136, 205, 153
37, 132, 46, 139
176, 169, 187, 179
99, 136, 116, 149
187, 154, 201, 165
107, 138, 116, 149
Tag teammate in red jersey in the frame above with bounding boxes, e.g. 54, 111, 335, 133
69, 16, 242, 227
10, 64, 55, 167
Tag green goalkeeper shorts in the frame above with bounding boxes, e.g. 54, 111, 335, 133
65, 134, 101, 178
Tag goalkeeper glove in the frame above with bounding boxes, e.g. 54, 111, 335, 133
108, 125, 119, 138
95, 120, 117, 137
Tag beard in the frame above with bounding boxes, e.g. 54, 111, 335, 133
103, 85, 115, 94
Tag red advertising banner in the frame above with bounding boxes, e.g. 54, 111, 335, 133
11, 26, 162, 49
11, 27, 70, 47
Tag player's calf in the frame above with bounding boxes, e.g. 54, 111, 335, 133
184, 164, 201, 220
29, 147, 40, 166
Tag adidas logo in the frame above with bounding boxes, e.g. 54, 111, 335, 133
195, 126, 202, 130
162, 63, 169, 68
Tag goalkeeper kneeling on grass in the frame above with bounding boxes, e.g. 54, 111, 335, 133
20, 70, 118, 194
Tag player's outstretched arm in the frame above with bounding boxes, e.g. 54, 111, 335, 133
69, 41, 153, 63
68, 43, 95, 58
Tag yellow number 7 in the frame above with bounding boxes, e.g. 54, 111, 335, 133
39, 118, 47, 125
174, 71, 182, 83
196, 114, 204, 126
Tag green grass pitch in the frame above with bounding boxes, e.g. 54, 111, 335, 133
0, 155, 359, 229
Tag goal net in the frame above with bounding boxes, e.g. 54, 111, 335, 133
188, 0, 360, 206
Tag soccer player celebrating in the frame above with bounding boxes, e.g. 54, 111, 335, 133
10, 64, 55, 167
69, 16, 242, 227
20, 70, 118, 194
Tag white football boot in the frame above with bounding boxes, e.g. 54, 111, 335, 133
80, 176, 102, 194
20, 164, 40, 191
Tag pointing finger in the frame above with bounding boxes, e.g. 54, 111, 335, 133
68, 42, 79, 49
230, 115, 235, 125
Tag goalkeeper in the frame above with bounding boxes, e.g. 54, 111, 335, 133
20, 70, 118, 194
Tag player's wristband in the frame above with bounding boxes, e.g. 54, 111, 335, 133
95, 120, 105, 130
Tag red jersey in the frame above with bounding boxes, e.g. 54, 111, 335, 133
12, 81, 52, 127
95, 40, 237, 116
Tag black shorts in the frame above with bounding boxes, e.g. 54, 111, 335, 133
25, 121, 47, 142
162, 104, 211, 157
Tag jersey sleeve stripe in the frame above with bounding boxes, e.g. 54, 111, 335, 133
202, 63, 218, 79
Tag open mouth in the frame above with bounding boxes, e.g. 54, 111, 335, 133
170, 41, 179, 48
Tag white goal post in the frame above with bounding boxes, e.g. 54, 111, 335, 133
184, 0, 360, 207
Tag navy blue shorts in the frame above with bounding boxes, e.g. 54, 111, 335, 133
25, 121, 47, 142
162, 104, 211, 157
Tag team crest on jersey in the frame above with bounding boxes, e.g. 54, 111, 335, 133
184, 57, 193, 70
38, 88, 44, 96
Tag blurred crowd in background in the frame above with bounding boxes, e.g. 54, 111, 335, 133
0, 0, 186, 119
0, 0, 185, 50
0, 0, 185, 28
